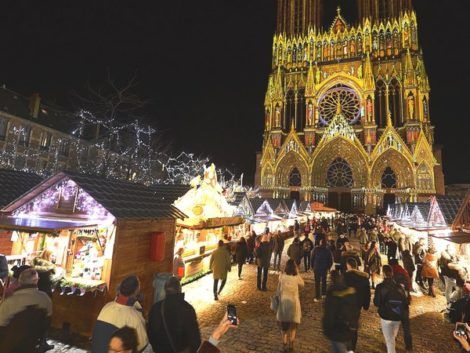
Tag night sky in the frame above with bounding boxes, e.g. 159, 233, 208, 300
0, 1, 469, 185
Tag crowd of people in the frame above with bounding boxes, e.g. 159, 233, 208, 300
1, 213, 470, 353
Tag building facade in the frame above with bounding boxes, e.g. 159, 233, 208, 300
255, 0, 445, 213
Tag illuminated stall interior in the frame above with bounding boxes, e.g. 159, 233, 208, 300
2, 177, 116, 292
173, 164, 243, 282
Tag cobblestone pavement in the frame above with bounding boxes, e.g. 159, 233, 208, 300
184, 240, 457, 353
49, 239, 457, 353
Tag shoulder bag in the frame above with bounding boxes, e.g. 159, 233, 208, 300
161, 300, 191, 353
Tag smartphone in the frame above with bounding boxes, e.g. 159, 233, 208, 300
227, 304, 238, 326
456, 323, 467, 336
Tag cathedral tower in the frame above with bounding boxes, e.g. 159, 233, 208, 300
276, 0, 324, 35
357, 0, 413, 22
256, 0, 444, 214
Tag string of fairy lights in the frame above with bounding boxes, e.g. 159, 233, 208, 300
0, 109, 249, 194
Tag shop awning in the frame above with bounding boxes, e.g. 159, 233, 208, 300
0, 216, 97, 234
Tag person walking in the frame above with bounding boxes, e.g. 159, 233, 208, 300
255, 237, 271, 291
147, 277, 201, 353
276, 259, 305, 352
440, 244, 460, 305
92, 276, 149, 353
413, 238, 426, 287
301, 234, 314, 272
401, 250, 416, 291
210, 240, 232, 300
311, 239, 333, 302
273, 230, 285, 271
287, 237, 303, 267
374, 265, 412, 353
421, 246, 439, 297
247, 231, 257, 264
294, 220, 301, 236
344, 258, 371, 352
359, 227, 368, 246
323, 270, 359, 353
364, 241, 382, 289
235, 237, 248, 279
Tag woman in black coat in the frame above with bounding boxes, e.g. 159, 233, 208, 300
235, 237, 248, 279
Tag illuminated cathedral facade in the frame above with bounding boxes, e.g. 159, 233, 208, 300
255, 0, 445, 213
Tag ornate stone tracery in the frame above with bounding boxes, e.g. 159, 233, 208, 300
256, 1, 444, 212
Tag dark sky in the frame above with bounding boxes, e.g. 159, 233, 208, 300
0, 0, 469, 185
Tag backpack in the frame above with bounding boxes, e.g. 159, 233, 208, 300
382, 281, 408, 321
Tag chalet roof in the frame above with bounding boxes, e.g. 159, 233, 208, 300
414, 203, 430, 220
436, 196, 463, 225
0, 87, 74, 134
249, 198, 268, 214
299, 201, 311, 212
149, 184, 191, 204
0, 169, 43, 209
283, 199, 297, 210
3, 172, 187, 220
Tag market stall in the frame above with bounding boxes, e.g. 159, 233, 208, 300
0, 172, 184, 335
173, 164, 244, 283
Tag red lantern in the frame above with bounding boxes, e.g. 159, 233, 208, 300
150, 232, 165, 262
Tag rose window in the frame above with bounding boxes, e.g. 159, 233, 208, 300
318, 85, 361, 125
326, 158, 354, 188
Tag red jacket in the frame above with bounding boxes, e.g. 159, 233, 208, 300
391, 264, 412, 291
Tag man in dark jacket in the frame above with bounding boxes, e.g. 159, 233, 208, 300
272, 231, 285, 271
344, 258, 371, 352
323, 270, 359, 353
255, 239, 271, 291
312, 239, 333, 302
374, 265, 412, 353
413, 238, 426, 287
301, 234, 314, 272
287, 237, 303, 266
148, 277, 201, 353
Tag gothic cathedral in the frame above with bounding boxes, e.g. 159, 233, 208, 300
255, 0, 445, 214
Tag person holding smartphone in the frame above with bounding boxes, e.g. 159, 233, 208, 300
454, 322, 470, 352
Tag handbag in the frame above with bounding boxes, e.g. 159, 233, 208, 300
270, 275, 282, 312
161, 300, 191, 353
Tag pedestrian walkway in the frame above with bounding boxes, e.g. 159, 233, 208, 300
183, 238, 455, 353
48, 238, 456, 353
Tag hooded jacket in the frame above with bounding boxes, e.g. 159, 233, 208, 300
148, 292, 201, 353
323, 284, 359, 343
344, 269, 371, 312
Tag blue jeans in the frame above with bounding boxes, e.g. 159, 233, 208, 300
330, 340, 348, 353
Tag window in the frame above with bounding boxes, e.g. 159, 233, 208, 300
285, 89, 295, 130
296, 88, 305, 131
58, 139, 69, 157
326, 158, 354, 188
0, 118, 7, 140
375, 80, 387, 127
381, 167, 397, 189
18, 125, 31, 146
289, 168, 302, 187
40, 132, 51, 150
389, 79, 402, 126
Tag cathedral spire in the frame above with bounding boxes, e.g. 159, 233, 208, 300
305, 62, 316, 97
363, 53, 375, 91
273, 66, 284, 100
405, 49, 417, 87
